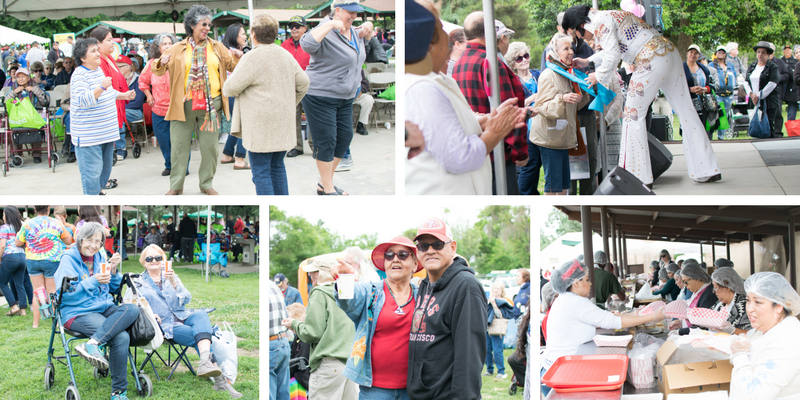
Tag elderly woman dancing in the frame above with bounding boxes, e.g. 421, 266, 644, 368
133, 244, 241, 398
154, 4, 242, 195
562, 5, 721, 187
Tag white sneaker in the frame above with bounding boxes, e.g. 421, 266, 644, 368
335, 157, 353, 172
496, 374, 508, 379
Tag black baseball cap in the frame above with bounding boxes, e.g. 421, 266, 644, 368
289, 16, 306, 26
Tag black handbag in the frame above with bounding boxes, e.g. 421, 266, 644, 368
120, 274, 156, 347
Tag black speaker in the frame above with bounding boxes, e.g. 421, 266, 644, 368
649, 115, 671, 141
638, 0, 664, 33
648, 133, 673, 180
594, 166, 656, 195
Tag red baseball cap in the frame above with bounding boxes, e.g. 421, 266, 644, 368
371, 236, 422, 272
116, 55, 133, 66
413, 217, 453, 243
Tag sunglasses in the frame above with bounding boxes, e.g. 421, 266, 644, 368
289, 24, 303, 30
33, 69, 43, 73
416, 240, 452, 252
199, 22, 213, 28
384, 250, 411, 261
514, 53, 530, 64
145, 256, 163, 263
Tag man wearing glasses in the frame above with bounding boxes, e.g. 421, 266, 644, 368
54, 57, 74, 87
282, 15, 312, 158
407, 217, 487, 400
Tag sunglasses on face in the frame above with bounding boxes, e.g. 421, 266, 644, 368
289, 24, 303, 30
416, 240, 452, 252
514, 53, 530, 64
384, 250, 411, 261
145, 256, 163, 263
199, 22, 213, 28
33, 69, 42, 73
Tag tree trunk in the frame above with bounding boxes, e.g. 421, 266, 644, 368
673, 18, 693, 63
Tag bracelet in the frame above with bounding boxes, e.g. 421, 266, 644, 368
100, 86, 107, 91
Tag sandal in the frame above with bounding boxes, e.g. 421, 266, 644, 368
316, 183, 346, 195
220, 158, 235, 164
104, 180, 118, 190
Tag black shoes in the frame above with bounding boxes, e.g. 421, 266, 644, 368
33, 157, 42, 164
162, 169, 171, 176
286, 149, 303, 157
67, 153, 76, 163
356, 122, 369, 136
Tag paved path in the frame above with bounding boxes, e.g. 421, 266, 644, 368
2, 123, 395, 195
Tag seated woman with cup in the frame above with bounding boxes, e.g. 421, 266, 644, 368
132, 244, 241, 398
54, 222, 136, 400
330, 236, 419, 399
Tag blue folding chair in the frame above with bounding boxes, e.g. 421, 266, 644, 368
196, 243, 229, 279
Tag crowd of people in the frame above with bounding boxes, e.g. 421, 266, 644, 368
540, 249, 800, 397
0, 205, 250, 399
269, 217, 532, 400
406, 2, 800, 195
6, 0, 395, 195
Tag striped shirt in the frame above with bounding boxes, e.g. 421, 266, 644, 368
69, 65, 120, 147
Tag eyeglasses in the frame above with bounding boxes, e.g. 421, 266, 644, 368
199, 22, 214, 28
83, 239, 103, 247
514, 53, 530, 64
416, 240, 452, 252
33, 69, 43, 73
145, 255, 163, 263
384, 250, 411, 261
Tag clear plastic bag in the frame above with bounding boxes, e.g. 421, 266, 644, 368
627, 341, 662, 389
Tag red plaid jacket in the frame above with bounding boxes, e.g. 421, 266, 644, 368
453, 42, 527, 162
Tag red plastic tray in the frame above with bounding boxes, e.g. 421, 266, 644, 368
553, 382, 624, 393
541, 354, 629, 388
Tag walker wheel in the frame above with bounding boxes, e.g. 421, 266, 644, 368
133, 143, 141, 159
65, 385, 80, 400
44, 363, 54, 390
137, 373, 153, 397
52, 153, 59, 172
2, 163, 6, 177
508, 381, 517, 395
93, 366, 108, 379
11, 155, 22, 168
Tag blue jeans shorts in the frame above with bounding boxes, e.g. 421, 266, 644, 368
27, 259, 59, 278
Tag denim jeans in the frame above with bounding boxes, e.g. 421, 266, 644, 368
118, 238, 127, 260
249, 151, 289, 195
16, 263, 33, 306
171, 311, 214, 356
485, 332, 505, 374
540, 367, 551, 396
117, 109, 144, 152
152, 112, 190, 171
359, 386, 410, 400
28, 259, 60, 278
222, 134, 246, 159
787, 101, 798, 121
0, 253, 28, 308
518, 139, 541, 195
301, 94, 354, 162
269, 336, 290, 400
69, 303, 140, 392
74, 141, 115, 195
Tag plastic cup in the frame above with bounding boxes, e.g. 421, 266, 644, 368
337, 273, 355, 299
34, 287, 48, 305
165, 260, 172, 273
152, 137, 158, 147
100, 262, 109, 275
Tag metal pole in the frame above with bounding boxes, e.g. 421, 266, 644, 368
726, 236, 731, 260
119, 205, 123, 272
206, 205, 212, 283
611, 216, 617, 268
248, 0, 254, 31
600, 206, 609, 259
700, 243, 704, 266
790, 215, 796, 290
712, 242, 716, 265
622, 234, 628, 279
749, 229, 755, 276
581, 206, 595, 301
482, 0, 507, 195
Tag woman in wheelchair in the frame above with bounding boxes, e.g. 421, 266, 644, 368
134, 244, 242, 398
7, 66, 49, 164
54, 222, 140, 400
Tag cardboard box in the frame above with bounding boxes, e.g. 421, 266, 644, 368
655, 341, 732, 395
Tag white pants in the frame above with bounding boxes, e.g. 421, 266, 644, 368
353, 93, 374, 125
619, 50, 720, 185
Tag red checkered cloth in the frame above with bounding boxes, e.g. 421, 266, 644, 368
452, 42, 528, 162
687, 308, 730, 331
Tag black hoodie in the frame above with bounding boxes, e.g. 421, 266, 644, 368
407, 257, 488, 400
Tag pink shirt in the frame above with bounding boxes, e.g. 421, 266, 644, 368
139, 60, 171, 117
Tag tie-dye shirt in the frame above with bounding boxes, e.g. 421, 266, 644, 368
0, 224, 24, 255
16, 216, 70, 261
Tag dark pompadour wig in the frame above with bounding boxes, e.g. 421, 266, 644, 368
561, 5, 592, 32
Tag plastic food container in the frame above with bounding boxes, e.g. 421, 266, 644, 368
664, 300, 689, 319
593, 334, 633, 347
541, 354, 629, 391
687, 308, 729, 330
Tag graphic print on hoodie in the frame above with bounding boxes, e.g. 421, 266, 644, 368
407, 257, 488, 400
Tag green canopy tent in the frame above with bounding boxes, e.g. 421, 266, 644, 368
188, 210, 224, 218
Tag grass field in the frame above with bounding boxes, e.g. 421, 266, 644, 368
480, 349, 527, 400
0, 261, 259, 400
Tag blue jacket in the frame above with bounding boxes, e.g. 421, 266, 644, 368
125, 74, 146, 111
283, 285, 303, 306
132, 271, 193, 339
487, 298, 514, 325
335, 280, 419, 387
512, 281, 530, 318
55, 247, 122, 323
712, 61, 738, 96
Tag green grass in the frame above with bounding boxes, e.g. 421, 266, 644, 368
481, 349, 524, 400
0, 263, 259, 400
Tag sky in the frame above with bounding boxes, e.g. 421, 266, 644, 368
273, 203, 487, 241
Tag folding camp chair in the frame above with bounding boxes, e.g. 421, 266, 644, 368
197, 243, 229, 279
134, 308, 216, 381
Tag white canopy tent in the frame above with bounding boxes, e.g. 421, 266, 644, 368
441, 20, 462, 34
0, 25, 49, 46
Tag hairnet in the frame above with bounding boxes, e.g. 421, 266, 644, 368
666, 262, 679, 274
576, 254, 584, 262
714, 258, 734, 269
551, 259, 588, 294
650, 260, 659, 270
680, 262, 711, 283
658, 267, 669, 280
541, 282, 556, 312
593, 250, 608, 265
744, 272, 800, 317
711, 267, 745, 295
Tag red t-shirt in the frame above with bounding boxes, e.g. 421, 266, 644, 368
371, 282, 415, 389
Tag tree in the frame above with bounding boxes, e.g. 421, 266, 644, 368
440, 0, 538, 46
541, 208, 581, 250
